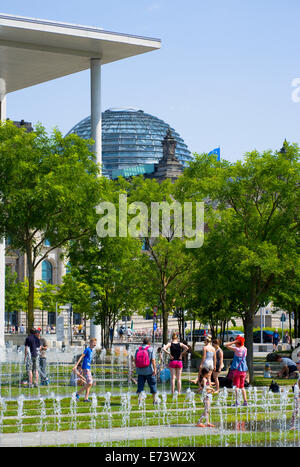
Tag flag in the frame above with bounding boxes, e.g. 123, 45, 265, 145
208, 147, 220, 161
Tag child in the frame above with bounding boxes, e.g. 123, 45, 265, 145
72, 338, 97, 402
264, 362, 272, 378
224, 335, 248, 406
70, 361, 86, 387
290, 376, 300, 430
195, 367, 216, 428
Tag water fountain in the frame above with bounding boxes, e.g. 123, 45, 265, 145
0, 343, 299, 447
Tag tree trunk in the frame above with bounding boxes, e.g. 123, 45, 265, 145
26, 245, 35, 332
244, 309, 255, 383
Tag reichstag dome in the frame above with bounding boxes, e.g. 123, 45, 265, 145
67, 108, 192, 178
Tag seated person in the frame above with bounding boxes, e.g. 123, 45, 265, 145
275, 355, 298, 379
264, 362, 272, 378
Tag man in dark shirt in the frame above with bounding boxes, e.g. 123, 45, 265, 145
24, 328, 40, 387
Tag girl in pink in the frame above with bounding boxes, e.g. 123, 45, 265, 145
163, 332, 189, 394
224, 335, 248, 406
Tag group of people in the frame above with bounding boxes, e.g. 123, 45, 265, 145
24, 328, 49, 387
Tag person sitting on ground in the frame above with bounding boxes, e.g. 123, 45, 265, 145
275, 355, 298, 379
264, 362, 272, 378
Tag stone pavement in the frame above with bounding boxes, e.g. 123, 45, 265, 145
0, 423, 234, 447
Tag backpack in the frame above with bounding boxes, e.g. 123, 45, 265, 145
269, 380, 280, 393
135, 346, 151, 368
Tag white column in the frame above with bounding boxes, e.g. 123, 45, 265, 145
90, 59, 102, 345
90, 58, 102, 173
90, 318, 101, 347
0, 94, 6, 356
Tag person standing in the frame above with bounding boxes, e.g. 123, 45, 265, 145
20, 323, 25, 334
272, 329, 280, 352
24, 329, 40, 388
162, 332, 189, 394
73, 338, 97, 402
195, 367, 216, 428
36, 330, 49, 386
135, 337, 158, 404
212, 338, 224, 393
224, 335, 248, 406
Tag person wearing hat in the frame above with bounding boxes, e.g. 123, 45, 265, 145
35, 330, 49, 386
24, 328, 41, 388
224, 335, 248, 406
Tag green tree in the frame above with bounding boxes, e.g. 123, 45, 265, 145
0, 121, 103, 330
5, 267, 24, 330
37, 280, 59, 333
178, 144, 300, 380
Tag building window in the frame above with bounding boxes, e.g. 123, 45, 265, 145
42, 260, 53, 284
73, 312, 82, 325
48, 312, 56, 326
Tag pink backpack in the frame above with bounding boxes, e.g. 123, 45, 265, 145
135, 346, 150, 368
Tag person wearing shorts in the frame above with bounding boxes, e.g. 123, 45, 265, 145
135, 337, 158, 404
163, 332, 189, 394
225, 335, 248, 407
73, 338, 97, 402
24, 328, 40, 388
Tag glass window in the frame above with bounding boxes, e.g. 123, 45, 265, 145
42, 260, 53, 284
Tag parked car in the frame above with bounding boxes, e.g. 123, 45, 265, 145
253, 330, 274, 343
218, 330, 245, 342
192, 329, 209, 342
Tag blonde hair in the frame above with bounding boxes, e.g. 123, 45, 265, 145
172, 331, 179, 340
204, 336, 212, 344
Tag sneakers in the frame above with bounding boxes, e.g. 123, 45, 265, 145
232, 403, 239, 407
243, 401, 248, 406
83, 399, 91, 403
196, 422, 206, 427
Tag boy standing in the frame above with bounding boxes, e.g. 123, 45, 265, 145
73, 338, 97, 402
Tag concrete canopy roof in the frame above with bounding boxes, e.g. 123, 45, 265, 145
0, 13, 161, 94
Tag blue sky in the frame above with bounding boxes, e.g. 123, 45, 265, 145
3, 0, 300, 162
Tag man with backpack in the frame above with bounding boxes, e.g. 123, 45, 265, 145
135, 337, 158, 404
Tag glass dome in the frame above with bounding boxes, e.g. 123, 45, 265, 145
66, 108, 192, 178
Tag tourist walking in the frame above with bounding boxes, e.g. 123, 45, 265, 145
224, 335, 248, 406
162, 332, 189, 394
135, 337, 158, 404
212, 338, 224, 393
35, 330, 49, 385
272, 329, 280, 351
195, 367, 216, 428
73, 338, 97, 402
24, 328, 40, 388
